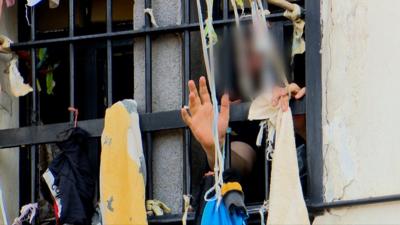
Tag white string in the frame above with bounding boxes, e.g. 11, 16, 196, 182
196, 0, 225, 204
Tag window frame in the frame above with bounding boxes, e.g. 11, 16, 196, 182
1, 0, 323, 223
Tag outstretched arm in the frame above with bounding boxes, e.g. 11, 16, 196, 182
181, 76, 230, 167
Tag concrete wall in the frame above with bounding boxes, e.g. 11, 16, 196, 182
133, 0, 184, 213
0, 5, 19, 225
314, 0, 400, 223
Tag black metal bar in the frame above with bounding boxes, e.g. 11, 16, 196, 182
150, 194, 400, 223
0, 101, 305, 149
224, 127, 231, 169
309, 194, 400, 212
10, 12, 290, 50
222, 0, 232, 172
106, 0, 113, 106
305, 0, 323, 204
145, 0, 153, 200
29, 4, 37, 206
182, 0, 192, 198
69, 0, 75, 121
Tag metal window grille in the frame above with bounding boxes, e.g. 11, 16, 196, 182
1, 0, 324, 224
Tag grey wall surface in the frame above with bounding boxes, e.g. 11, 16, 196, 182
0, 4, 20, 224
134, 0, 184, 213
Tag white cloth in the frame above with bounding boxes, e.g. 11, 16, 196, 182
248, 92, 310, 225
8, 58, 33, 97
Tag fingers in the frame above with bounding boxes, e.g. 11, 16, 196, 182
220, 94, 230, 122
188, 80, 201, 114
288, 83, 301, 95
188, 80, 200, 100
199, 76, 211, 104
272, 87, 287, 106
281, 95, 289, 112
295, 87, 306, 99
181, 108, 192, 128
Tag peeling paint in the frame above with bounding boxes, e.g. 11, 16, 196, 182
315, 0, 400, 223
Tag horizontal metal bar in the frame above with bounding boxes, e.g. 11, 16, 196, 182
10, 13, 288, 50
147, 194, 400, 223
309, 194, 400, 212
0, 100, 305, 149
148, 212, 195, 224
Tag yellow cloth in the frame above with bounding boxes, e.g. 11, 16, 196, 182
100, 100, 147, 225
221, 182, 243, 196
248, 93, 310, 225
146, 200, 171, 216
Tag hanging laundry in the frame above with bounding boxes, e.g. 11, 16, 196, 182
100, 100, 147, 225
221, 169, 247, 219
48, 0, 59, 8
248, 93, 310, 225
283, 4, 305, 61
0, 0, 15, 18
198, 169, 248, 225
144, 8, 158, 27
5, 0, 14, 7
7, 57, 33, 97
42, 127, 96, 225
12, 203, 38, 225
0, 35, 12, 54
26, 0, 42, 7
146, 200, 171, 216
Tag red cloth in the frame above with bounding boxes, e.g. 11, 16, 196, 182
5, 0, 15, 7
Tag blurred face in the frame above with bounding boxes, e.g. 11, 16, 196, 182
245, 40, 263, 79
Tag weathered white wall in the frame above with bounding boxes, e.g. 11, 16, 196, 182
315, 0, 400, 223
134, 0, 184, 213
0, 5, 19, 225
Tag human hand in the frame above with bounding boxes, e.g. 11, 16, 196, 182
181, 76, 230, 152
272, 83, 306, 112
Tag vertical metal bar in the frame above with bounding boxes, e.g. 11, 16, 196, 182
305, 0, 323, 204
144, 0, 153, 200
106, 0, 113, 106
69, 0, 75, 121
263, 0, 270, 202
262, 0, 269, 9
29, 6, 37, 206
182, 0, 191, 198
222, 0, 231, 170
224, 128, 231, 169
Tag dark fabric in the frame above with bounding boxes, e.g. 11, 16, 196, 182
195, 175, 215, 225
49, 127, 95, 225
229, 121, 308, 203
222, 169, 247, 216
195, 169, 248, 225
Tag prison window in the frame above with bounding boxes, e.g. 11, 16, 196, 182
0, 0, 322, 224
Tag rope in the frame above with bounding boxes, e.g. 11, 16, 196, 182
196, 0, 225, 204
181, 195, 191, 225
12, 203, 38, 225
259, 200, 269, 225
144, 8, 159, 27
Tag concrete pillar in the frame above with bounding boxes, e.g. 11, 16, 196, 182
0, 4, 20, 224
134, 0, 183, 213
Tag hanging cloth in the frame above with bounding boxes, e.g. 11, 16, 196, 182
100, 100, 147, 225
43, 127, 96, 225
283, 3, 305, 62
200, 169, 248, 225
7, 57, 33, 97
248, 93, 310, 225
12, 203, 38, 225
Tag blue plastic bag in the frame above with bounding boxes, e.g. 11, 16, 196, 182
201, 199, 246, 225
